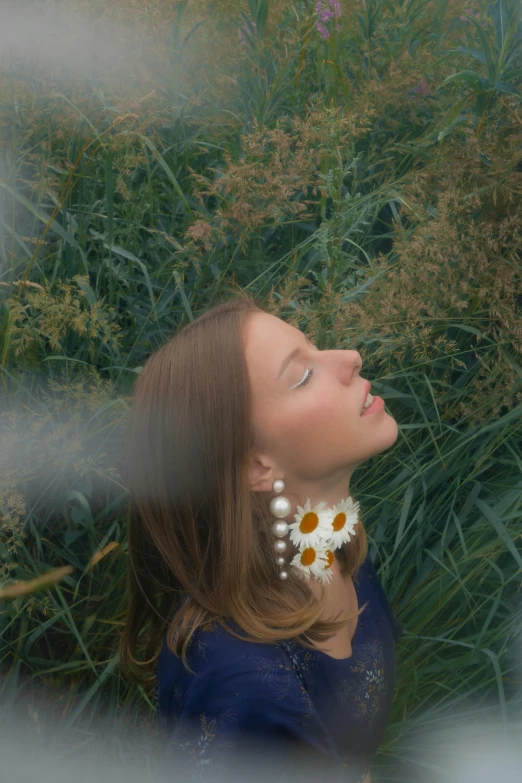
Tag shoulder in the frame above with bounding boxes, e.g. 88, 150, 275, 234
157, 623, 342, 781
181, 621, 312, 714
158, 619, 325, 734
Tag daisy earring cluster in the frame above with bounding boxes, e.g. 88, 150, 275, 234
270, 479, 360, 585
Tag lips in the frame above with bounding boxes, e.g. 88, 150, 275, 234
360, 380, 371, 413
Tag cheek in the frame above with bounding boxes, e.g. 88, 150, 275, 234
293, 389, 367, 458
265, 388, 348, 446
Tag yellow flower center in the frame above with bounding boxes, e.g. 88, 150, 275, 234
325, 550, 334, 568
300, 547, 316, 566
300, 511, 319, 534
333, 512, 346, 531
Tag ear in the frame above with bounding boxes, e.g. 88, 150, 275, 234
248, 452, 277, 493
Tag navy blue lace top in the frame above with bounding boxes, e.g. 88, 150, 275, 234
155, 551, 404, 783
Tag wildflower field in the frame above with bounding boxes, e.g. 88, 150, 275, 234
1, 0, 521, 780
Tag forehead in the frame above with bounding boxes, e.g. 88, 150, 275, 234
245, 313, 300, 358
243, 312, 300, 371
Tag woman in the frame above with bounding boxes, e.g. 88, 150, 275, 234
120, 291, 404, 783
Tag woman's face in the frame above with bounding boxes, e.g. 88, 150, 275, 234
244, 312, 399, 489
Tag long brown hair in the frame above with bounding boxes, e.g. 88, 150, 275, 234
119, 289, 368, 685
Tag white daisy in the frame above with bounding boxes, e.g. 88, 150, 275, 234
315, 546, 336, 585
288, 498, 334, 549
290, 542, 332, 583
322, 497, 360, 549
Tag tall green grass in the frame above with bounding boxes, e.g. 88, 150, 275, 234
1, 0, 521, 780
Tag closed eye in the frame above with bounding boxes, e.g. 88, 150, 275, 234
293, 367, 314, 388
291, 333, 316, 389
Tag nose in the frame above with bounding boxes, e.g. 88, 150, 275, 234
330, 349, 362, 383
343, 350, 362, 370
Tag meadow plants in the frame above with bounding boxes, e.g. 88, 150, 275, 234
0, 0, 521, 779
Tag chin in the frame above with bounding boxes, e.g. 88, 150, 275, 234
363, 415, 399, 460
379, 415, 399, 450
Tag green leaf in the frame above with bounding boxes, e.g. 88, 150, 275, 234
173, 269, 194, 321
445, 322, 489, 339
490, 0, 510, 52
467, 15, 497, 84
118, 132, 192, 213
393, 481, 415, 555
494, 80, 522, 97
60, 652, 120, 734
475, 91, 492, 117
0, 180, 89, 273
181, 20, 208, 53
474, 498, 522, 570
437, 116, 469, 141
255, 0, 269, 38
454, 46, 487, 65
105, 149, 114, 244
437, 70, 489, 91
93, 239, 156, 312
0, 211, 33, 259
502, 66, 522, 81
73, 275, 97, 309
496, 1, 522, 73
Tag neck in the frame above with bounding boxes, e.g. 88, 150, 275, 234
307, 555, 351, 607
281, 474, 357, 572
285, 474, 354, 518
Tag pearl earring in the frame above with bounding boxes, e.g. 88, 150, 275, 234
271, 478, 291, 580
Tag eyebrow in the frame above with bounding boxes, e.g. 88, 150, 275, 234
277, 334, 312, 380
277, 347, 301, 380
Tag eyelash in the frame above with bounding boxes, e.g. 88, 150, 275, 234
295, 334, 315, 388
297, 367, 314, 388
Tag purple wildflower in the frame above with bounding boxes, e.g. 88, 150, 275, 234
460, 9, 482, 21
317, 23, 331, 39
238, 20, 256, 45
412, 78, 432, 97
330, 0, 342, 18
316, 0, 342, 38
